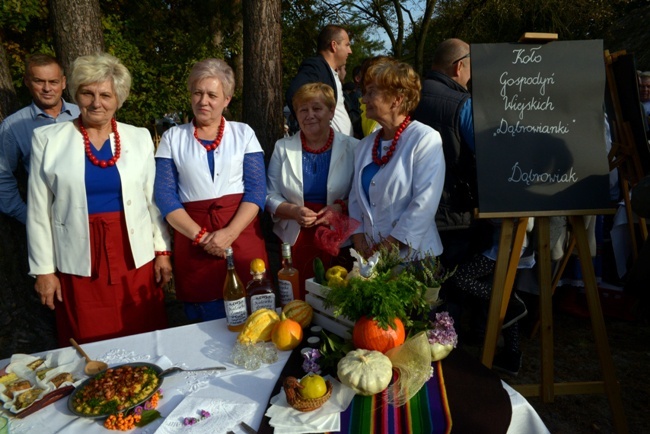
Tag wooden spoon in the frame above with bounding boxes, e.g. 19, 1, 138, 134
69, 338, 108, 375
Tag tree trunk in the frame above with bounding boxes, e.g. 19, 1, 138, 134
232, 0, 244, 120
49, 0, 104, 85
0, 38, 18, 121
242, 0, 283, 160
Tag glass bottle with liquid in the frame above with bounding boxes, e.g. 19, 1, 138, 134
246, 258, 277, 314
277, 243, 300, 306
223, 247, 248, 331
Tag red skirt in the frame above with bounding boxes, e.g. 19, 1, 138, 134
56, 211, 167, 347
174, 194, 268, 303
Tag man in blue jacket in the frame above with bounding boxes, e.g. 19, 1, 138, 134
286, 25, 353, 136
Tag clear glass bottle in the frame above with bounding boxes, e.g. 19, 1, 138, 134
223, 247, 248, 331
277, 243, 300, 306
246, 258, 277, 314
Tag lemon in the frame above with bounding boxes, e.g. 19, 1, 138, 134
250, 258, 266, 274
299, 374, 327, 399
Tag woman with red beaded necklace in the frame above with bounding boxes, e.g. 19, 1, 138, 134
154, 59, 268, 322
349, 60, 446, 259
27, 53, 171, 346
266, 83, 358, 299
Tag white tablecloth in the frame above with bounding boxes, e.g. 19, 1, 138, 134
1, 319, 548, 433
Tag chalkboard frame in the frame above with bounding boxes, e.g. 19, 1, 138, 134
471, 40, 614, 218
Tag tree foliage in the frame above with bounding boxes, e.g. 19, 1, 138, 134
1, 0, 642, 126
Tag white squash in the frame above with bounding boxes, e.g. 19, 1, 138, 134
337, 349, 393, 396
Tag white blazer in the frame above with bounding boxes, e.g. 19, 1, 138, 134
348, 120, 446, 256
27, 121, 171, 277
266, 131, 358, 245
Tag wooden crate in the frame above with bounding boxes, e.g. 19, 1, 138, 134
305, 278, 354, 338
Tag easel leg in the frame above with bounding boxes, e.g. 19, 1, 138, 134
536, 217, 555, 402
570, 216, 628, 433
481, 218, 527, 367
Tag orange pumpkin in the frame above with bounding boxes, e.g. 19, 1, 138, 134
352, 316, 405, 353
271, 314, 304, 351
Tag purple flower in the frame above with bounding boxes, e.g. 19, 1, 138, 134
144, 400, 153, 410
427, 311, 458, 347
183, 417, 198, 426
134, 406, 144, 415
200, 409, 211, 419
301, 348, 322, 374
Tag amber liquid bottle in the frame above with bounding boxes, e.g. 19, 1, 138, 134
223, 247, 248, 331
246, 258, 277, 314
277, 243, 300, 306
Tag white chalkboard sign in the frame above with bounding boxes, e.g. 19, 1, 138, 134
472, 40, 611, 216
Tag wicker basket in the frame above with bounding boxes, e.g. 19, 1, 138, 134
283, 376, 333, 412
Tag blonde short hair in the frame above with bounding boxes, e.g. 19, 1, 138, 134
69, 53, 131, 108
363, 61, 421, 115
187, 58, 235, 98
292, 82, 336, 113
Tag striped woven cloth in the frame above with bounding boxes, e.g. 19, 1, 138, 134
259, 346, 510, 434
336, 361, 451, 434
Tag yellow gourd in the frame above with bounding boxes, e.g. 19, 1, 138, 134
281, 300, 313, 328
237, 308, 280, 344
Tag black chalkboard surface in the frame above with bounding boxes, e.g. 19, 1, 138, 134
472, 40, 611, 216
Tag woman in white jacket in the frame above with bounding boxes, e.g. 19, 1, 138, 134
27, 53, 171, 346
350, 60, 446, 258
266, 83, 358, 298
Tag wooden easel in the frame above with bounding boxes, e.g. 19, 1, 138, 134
476, 34, 629, 433
604, 50, 648, 258
480, 213, 628, 433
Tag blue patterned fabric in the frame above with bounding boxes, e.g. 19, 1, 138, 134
302, 150, 331, 203
242, 152, 266, 209
154, 157, 182, 218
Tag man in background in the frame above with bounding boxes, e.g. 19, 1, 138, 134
412, 38, 478, 266
286, 24, 353, 136
0, 53, 79, 223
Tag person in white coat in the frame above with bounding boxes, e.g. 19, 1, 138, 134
266, 83, 358, 298
350, 60, 445, 258
27, 53, 172, 346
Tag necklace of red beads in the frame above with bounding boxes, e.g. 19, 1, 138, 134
372, 115, 411, 166
81, 117, 121, 168
301, 128, 334, 154
193, 117, 225, 151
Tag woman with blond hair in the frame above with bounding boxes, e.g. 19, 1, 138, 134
154, 58, 267, 322
28, 53, 171, 345
266, 82, 357, 298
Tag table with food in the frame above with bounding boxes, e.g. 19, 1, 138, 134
0, 249, 550, 434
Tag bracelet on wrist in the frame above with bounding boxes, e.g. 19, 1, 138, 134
334, 199, 348, 215
155, 251, 172, 256
192, 227, 207, 246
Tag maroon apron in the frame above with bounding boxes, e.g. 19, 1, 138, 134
174, 194, 268, 303
289, 202, 334, 300
56, 211, 167, 347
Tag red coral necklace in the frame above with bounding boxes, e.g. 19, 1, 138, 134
372, 115, 411, 166
81, 117, 121, 168
193, 117, 225, 151
301, 128, 334, 154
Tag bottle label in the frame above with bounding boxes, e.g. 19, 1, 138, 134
251, 293, 276, 312
224, 298, 248, 326
278, 280, 294, 305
